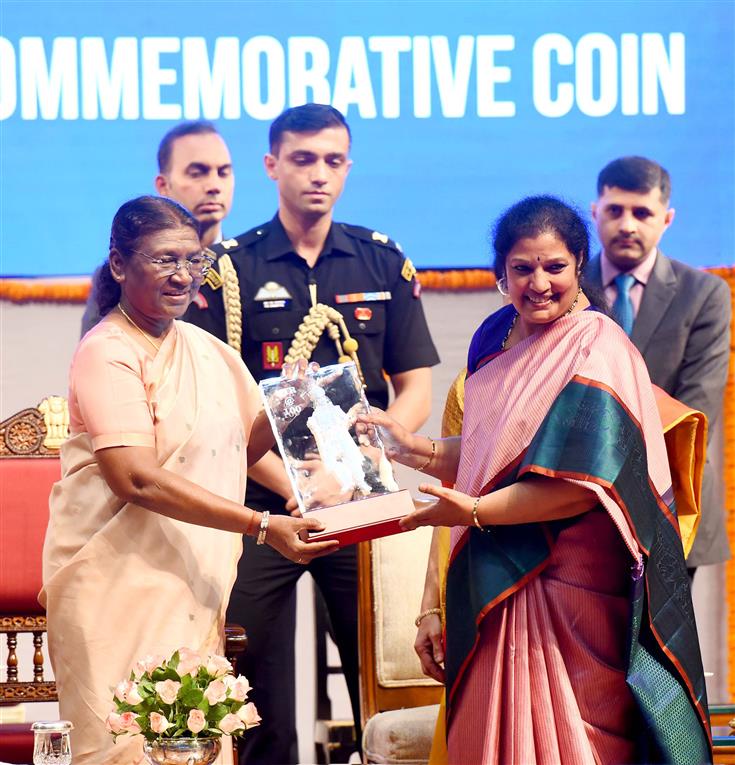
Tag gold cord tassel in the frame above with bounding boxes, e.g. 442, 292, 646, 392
285, 303, 365, 387
218, 254, 242, 353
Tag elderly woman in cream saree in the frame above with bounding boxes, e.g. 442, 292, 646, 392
40, 196, 336, 764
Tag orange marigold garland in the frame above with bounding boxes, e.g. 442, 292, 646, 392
0, 277, 91, 303
0, 271, 496, 304
415, 269, 496, 291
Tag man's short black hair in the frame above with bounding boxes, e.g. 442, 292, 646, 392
597, 156, 672, 204
269, 103, 351, 154
157, 121, 220, 173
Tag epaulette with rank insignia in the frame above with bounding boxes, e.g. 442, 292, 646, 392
235, 223, 272, 249
207, 222, 273, 260
339, 223, 403, 254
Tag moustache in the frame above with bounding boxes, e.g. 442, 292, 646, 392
611, 235, 642, 248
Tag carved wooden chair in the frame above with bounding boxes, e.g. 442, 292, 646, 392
0, 400, 65, 762
0, 400, 247, 763
357, 530, 443, 764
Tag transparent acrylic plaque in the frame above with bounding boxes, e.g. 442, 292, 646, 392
259, 362, 413, 544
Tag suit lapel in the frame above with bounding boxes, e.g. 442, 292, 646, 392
630, 251, 677, 353
585, 255, 603, 290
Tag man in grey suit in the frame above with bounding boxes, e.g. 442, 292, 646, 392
586, 155, 731, 577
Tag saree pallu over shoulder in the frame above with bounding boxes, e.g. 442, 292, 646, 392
446, 310, 711, 764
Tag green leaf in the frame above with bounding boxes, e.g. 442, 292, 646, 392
150, 667, 169, 682
209, 703, 229, 723
181, 688, 204, 707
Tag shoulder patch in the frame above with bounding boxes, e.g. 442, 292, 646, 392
221, 238, 239, 250
401, 258, 417, 282
203, 268, 223, 290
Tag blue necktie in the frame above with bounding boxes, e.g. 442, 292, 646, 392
612, 273, 636, 335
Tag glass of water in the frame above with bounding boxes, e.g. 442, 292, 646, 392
32, 720, 73, 765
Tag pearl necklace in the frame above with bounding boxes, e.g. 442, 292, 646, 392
501, 289, 583, 351
117, 303, 163, 352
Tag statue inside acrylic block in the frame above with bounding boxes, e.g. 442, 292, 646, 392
306, 383, 372, 496
260, 362, 399, 514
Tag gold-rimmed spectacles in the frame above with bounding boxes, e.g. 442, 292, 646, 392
131, 249, 215, 279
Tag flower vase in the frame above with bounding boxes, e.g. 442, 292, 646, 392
143, 737, 221, 765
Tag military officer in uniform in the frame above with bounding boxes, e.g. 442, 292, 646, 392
183, 103, 439, 765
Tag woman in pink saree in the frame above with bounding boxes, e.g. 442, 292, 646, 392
40, 197, 337, 764
361, 197, 711, 764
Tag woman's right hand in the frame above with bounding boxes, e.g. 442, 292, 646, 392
264, 513, 339, 564
414, 614, 445, 684
356, 407, 416, 462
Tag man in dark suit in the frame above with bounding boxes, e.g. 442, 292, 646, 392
586, 156, 731, 576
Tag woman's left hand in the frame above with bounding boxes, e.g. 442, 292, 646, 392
399, 484, 474, 531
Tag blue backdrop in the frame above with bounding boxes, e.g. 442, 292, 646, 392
1, 0, 732, 275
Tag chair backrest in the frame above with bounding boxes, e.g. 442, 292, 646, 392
0, 399, 68, 706
0, 399, 247, 764
357, 529, 443, 727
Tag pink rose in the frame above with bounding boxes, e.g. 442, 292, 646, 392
133, 654, 165, 679
177, 647, 203, 677
114, 680, 131, 702
155, 679, 181, 705
218, 713, 244, 735
203, 679, 227, 705
237, 702, 261, 729
149, 712, 171, 735
105, 712, 124, 734
187, 709, 207, 735
126, 682, 144, 705
119, 711, 142, 734
205, 654, 232, 678
225, 676, 251, 703
114, 680, 143, 705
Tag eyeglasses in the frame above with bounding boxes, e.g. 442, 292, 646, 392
131, 249, 215, 279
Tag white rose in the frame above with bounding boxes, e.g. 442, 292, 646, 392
149, 712, 171, 735
237, 702, 261, 729
203, 679, 227, 705
155, 679, 181, 705
218, 713, 244, 735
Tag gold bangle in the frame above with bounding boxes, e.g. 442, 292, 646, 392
256, 511, 270, 545
415, 438, 436, 472
471, 496, 490, 532
415, 607, 442, 627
